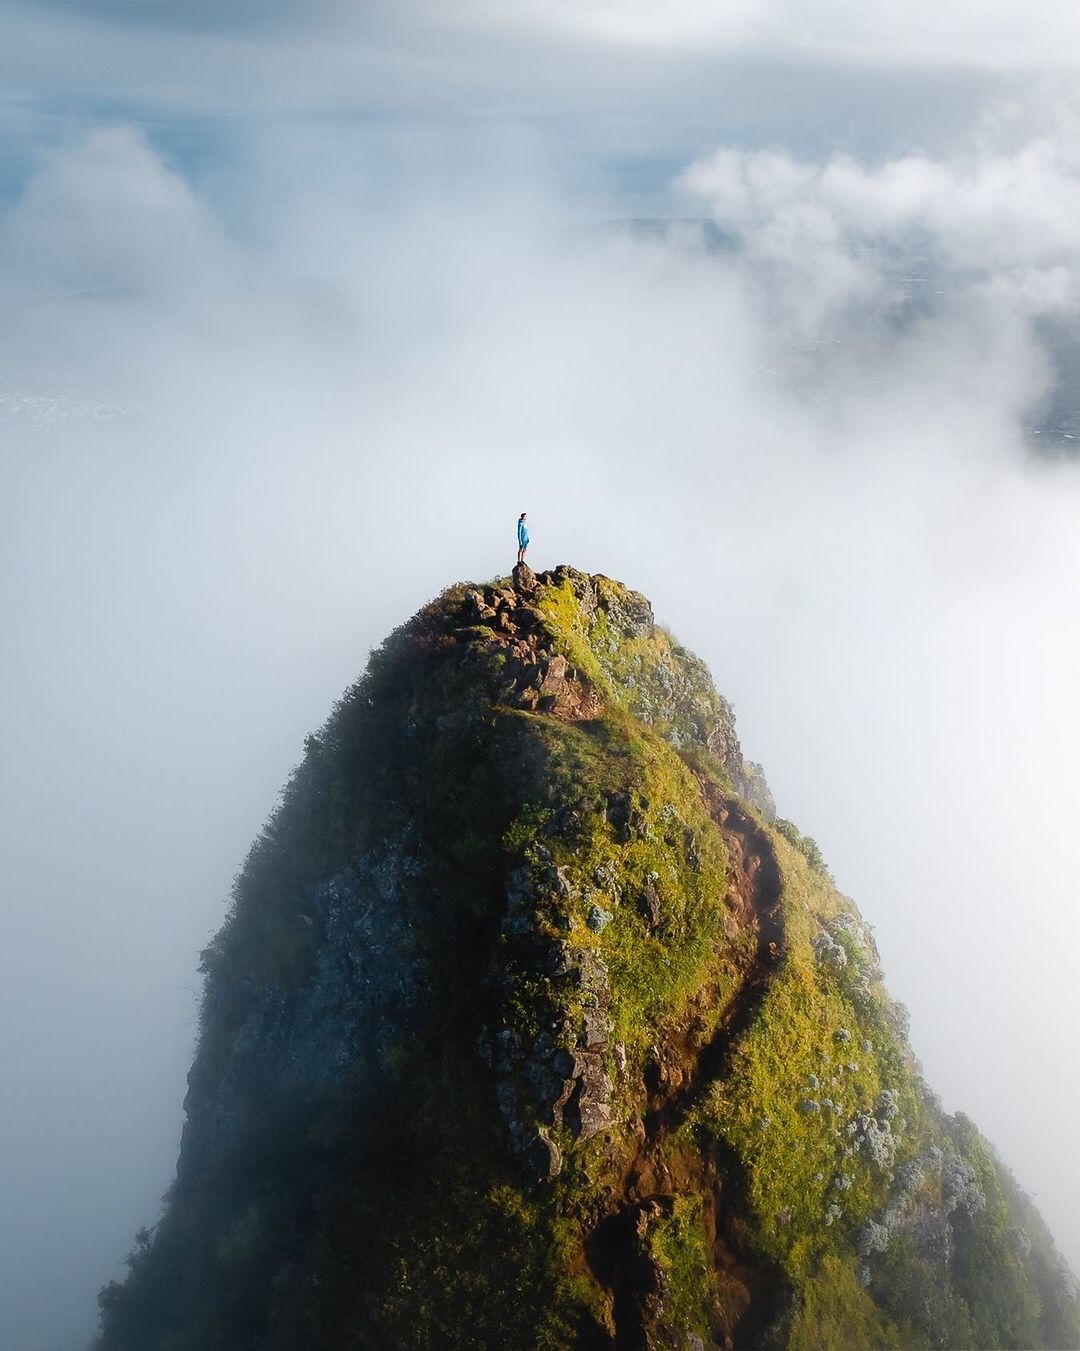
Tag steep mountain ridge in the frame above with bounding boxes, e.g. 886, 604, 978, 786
97, 565, 1079, 1350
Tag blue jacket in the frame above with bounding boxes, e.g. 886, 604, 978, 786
518, 519, 529, 547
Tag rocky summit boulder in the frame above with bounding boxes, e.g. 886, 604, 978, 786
513, 560, 538, 593
96, 568, 1080, 1351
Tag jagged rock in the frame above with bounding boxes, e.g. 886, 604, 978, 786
516, 604, 546, 629
598, 582, 654, 638
550, 866, 574, 899
526, 1127, 562, 1179
587, 903, 613, 933
538, 653, 568, 692
512, 562, 537, 594
605, 791, 631, 839
640, 872, 662, 928
581, 1005, 609, 1049
542, 1048, 613, 1142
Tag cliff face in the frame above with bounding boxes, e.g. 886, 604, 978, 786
97, 566, 1079, 1350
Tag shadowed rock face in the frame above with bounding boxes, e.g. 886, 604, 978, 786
96, 569, 1079, 1351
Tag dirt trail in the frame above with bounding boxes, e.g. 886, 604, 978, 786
659, 784, 785, 1135
583, 780, 786, 1350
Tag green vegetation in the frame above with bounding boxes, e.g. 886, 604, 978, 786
700, 835, 919, 1277
96, 567, 1080, 1350
787, 1255, 903, 1351
644, 1195, 725, 1338
773, 817, 830, 877
514, 708, 737, 1060
535, 574, 743, 774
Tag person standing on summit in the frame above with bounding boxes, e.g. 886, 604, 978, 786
517, 512, 529, 565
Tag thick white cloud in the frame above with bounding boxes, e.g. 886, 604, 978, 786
3, 126, 237, 297
679, 124, 1080, 333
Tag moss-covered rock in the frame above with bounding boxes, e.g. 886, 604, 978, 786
95, 568, 1079, 1350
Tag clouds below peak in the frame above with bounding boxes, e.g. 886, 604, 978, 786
3, 126, 233, 298
4, 61, 1080, 1351
681, 123, 1080, 306
669, 121, 1080, 455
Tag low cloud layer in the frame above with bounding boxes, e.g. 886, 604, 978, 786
3, 30, 1080, 1349
680, 111, 1080, 318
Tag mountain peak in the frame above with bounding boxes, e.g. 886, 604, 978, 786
96, 570, 1079, 1351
